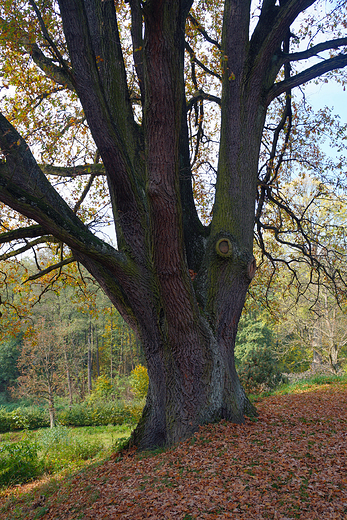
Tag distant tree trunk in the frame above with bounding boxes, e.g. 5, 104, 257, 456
87, 321, 93, 393
47, 382, 56, 428
96, 332, 100, 377
311, 322, 323, 370
64, 347, 73, 407
119, 323, 124, 375
128, 329, 134, 370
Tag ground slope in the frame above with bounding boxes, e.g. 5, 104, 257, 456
1, 383, 346, 520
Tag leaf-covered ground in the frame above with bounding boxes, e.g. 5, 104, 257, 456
1, 383, 346, 520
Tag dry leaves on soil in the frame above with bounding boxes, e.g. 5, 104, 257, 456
1, 383, 346, 520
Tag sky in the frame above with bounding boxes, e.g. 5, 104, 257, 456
305, 81, 347, 124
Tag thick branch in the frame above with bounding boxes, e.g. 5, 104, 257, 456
0, 17, 74, 90
129, 0, 145, 103
41, 164, 105, 177
283, 37, 347, 63
58, 0, 148, 259
186, 89, 221, 110
267, 53, 347, 104
0, 113, 125, 269
28, 0, 70, 73
249, 0, 316, 90
0, 225, 45, 244
0, 236, 58, 261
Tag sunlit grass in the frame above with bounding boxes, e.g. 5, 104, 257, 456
0, 424, 132, 489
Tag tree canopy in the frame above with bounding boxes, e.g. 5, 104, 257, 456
0, 0, 347, 449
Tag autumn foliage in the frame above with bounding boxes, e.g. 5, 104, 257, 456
1, 382, 346, 519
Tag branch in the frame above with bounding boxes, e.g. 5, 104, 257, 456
185, 42, 222, 81
256, 215, 347, 297
73, 174, 96, 214
249, 0, 316, 89
187, 14, 221, 50
0, 17, 74, 90
267, 53, 347, 104
0, 112, 149, 326
28, 0, 70, 74
0, 236, 58, 261
129, 0, 145, 103
40, 164, 105, 177
24, 256, 75, 282
283, 37, 347, 63
0, 112, 123, 266
0, 225, 45, 244
186, 89, 221, 111
58, 0, 148, 261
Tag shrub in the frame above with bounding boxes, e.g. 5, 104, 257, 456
58, 403, 93, 427
130, 365, 149, 399
237, 347, 284, 394
0, 408, 13, 433
0, 406, 49, 433
235, 316, 284, 393
57, 401, 139, 427
10, 407, 49, 430
0, 439, 43, 487
87, 375, 114, 404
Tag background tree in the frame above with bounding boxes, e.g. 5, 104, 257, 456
0, 335, 22, 398
0, 0, 347, 449
12, 318, 64, 427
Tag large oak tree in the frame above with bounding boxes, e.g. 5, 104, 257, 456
0, 0, 347, 449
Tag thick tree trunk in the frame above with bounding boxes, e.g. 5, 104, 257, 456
129, 286, 256, 450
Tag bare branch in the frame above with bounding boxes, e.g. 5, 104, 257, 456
283, 37, 347, 63
0, 236, 58, 261
267, 53, 347, 104
24, 256, 75, 282
187, 14, 221, 50
73, 174, 96, 214
186, 89, 221, 110
0, 16, 74, 90
28, 0, 71, 73
185, 42, 222, 81
0, 225, 45, 244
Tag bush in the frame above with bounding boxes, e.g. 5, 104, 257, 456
235, 316, 284, 393
10, 407, 49, 430
0, 408, 13, 433
0, 439, 43, 487
237, 347, 284, 394
57, 401, 140, 427
87, 375, 115, 405
130, 365, 149, 399
0, 406, 49, 433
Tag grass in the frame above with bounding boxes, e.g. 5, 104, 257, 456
0, 424, 132, 490
248, 371, 347, 402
